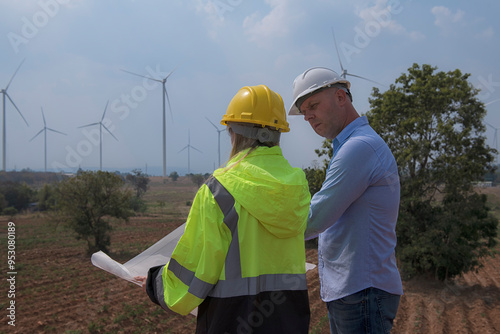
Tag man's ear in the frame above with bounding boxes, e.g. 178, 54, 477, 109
336, 88, 348, 106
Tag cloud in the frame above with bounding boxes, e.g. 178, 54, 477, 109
431, 6, 465, 35
193, 0, 261, 41
192, 0, 233, 40
355, 0, 424, 41
476, 26, 494, 40
194, 0, 223, 24
242, 0, 304, 48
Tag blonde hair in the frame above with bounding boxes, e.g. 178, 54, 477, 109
227, 125, 277, 159
209, 125, 278, 181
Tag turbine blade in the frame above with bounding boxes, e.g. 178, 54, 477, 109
101, 100, 110, 121
47, 128, 67, 136
164, 69, 176, 81
346, 73, 386, 87
6, 93, 29, 126
78, 122, 99, 128
331, 28, 344, 73
41, 107, 46, 126
101, 124, 119, 141
5, 58, 25, 91
206, 117, 220, 130
29, 129, 44, 142
192, 146, 203, 153
164, 62, 183, 80
121, 69, 162, 83
178, 145, 188, 153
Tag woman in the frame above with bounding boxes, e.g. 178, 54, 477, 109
136, 85, 311, 333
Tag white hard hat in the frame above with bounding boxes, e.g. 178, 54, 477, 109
288, 67, 351, 115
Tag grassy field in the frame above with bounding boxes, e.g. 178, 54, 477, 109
0, 177, 499, 333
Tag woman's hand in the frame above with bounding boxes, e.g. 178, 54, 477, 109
134, 276, 147, 292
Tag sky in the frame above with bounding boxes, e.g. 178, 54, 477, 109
0, 0, 499, 176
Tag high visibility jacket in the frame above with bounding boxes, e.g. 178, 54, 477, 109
146, 146, 311, 333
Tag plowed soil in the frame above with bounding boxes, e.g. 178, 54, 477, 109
1, 177, 499, 333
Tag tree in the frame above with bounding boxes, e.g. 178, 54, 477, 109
58, 171, 133, 255
126, 169, 150, 198
0, 181, 34, 212
125, 169, 149, 213
303, 160, 326, 196
190, 174, 205, 187
366, 63, 498, 280
0, 193, 7, 212
2, 206, 17, 217
169, 171, 179, 181
37, 183, 58, 212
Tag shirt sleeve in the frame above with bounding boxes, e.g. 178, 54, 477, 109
151, 184, 232, 315
305, 138, 378, 240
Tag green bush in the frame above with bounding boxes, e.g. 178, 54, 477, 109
2, 206, 18, 216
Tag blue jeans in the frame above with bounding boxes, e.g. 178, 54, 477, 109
326, 287, 400, 334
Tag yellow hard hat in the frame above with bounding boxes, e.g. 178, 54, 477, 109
221, 85, 290, 133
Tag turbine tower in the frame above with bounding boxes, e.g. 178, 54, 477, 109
178, 129, 202, 175
122, 66, 178, 178
206, 117, 225, 167
487, 122, 499, 165
78, 101, 118, 170
1, 59, 29, 171
331, 28, 385, 86
30, 107, 67, 172
485, 99, 500, 163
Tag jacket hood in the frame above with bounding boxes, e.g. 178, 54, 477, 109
213, 146, 310, 238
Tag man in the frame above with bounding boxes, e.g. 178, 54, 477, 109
289, 67, 403, 334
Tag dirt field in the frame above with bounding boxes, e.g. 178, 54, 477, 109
0, 177, 499, 333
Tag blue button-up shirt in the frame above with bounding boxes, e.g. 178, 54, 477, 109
305, 116, 403, 301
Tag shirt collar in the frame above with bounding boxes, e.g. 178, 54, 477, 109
332, 116, 368, 149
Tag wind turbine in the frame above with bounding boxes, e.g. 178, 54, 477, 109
178, 129, 202, 175
331, 28, 385, 87
1, 59, 29, 171
121, 66, 178, 178
78, 101, 118, 170
206, 117, 225, 167
30, 107, 67, 172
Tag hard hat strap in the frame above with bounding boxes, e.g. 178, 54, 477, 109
229, 123, 281, 143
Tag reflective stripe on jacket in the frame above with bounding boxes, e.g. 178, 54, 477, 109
146, 146, 311, 331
